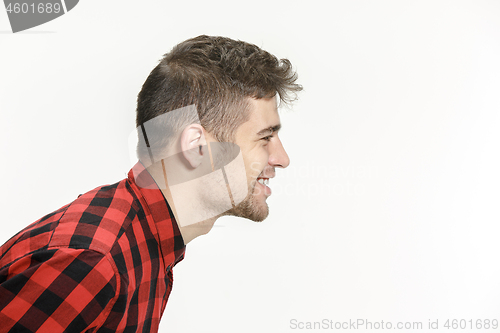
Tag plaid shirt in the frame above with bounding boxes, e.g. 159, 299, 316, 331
0, 163, 185, 332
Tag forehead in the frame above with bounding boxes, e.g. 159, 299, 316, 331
242, 96, 280, 133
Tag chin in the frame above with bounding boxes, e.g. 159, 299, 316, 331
228, 190, 269, 222
246, 205, 269, 222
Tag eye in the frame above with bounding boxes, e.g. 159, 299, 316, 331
261, 135, 273, 142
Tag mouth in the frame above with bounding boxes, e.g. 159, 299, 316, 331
256, 177, 272, 196
257, 178, 269, 186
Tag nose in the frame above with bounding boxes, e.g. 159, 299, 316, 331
269, 136, 290, 169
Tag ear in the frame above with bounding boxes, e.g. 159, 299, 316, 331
180, 124, 206, 169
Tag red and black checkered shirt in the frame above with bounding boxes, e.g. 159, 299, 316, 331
0, 162, 185, 332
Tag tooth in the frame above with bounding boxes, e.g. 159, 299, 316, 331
264, 179, 269, 186
258, 179, 264, 185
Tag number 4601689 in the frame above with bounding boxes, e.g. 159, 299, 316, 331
444, 319, 498, 330
6, 3, 62, 14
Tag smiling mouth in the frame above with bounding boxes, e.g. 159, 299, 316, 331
256, 177, 272, 196
257, 178, 269, 186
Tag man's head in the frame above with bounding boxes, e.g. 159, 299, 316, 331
135, 35, 301, 223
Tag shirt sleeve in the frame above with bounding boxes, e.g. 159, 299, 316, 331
0, 247, 118, 332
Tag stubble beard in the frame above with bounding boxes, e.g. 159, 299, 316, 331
226, 180, 269, 222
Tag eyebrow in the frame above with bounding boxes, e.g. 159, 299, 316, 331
256, 124, 281, 137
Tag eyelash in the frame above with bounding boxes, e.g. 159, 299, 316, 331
262, 135, 273, 142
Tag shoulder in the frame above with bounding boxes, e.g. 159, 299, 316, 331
1, 178, 142, 266
49, 179, 142, 253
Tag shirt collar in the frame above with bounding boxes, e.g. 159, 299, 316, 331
127, 162, 185, 266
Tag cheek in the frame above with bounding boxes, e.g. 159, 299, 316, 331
247, 156, 268, 176
241, 147, 269, 177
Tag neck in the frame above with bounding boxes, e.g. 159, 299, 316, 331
161, 184, 217, 244
146, 162, 219, 244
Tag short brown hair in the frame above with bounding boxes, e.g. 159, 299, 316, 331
136, 35, 302, 159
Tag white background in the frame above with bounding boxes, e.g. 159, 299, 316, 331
1, 1, 499, 332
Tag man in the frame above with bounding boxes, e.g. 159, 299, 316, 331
0, 35, 302, 332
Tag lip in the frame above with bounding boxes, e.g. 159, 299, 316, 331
258, 173, 275, 180
256, 177, 272, 196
